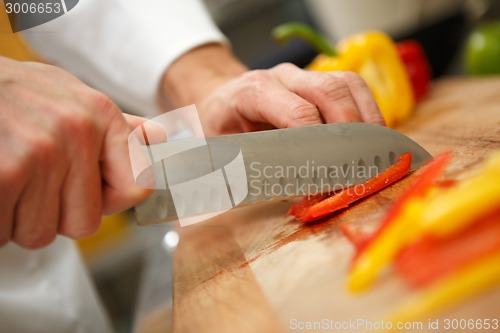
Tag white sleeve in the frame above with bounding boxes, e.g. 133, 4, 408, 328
21, 0, 227, 117
0, 237, 113, 333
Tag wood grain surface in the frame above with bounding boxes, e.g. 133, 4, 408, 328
172, 78, 500, 333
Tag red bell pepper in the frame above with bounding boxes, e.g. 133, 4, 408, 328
290, 152, 412, 222
397, 40, 432, 101
395, 207, 500, 288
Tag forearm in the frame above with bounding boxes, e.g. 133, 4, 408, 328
160, 43, 248, 108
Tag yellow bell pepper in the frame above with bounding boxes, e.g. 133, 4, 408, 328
273, 23, 415, 128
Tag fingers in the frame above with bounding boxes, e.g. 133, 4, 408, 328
0, 160, 25, 247
0, 192, 15, 247
271, 63, 385, 126
224, 70, 324, 131
199, 63, 385, 135
58, 149, 102, 239
273, 63, 361, 123
330, 71, 385, 126
97, 104, 152, 215
124, 113, 168, 144
0, 60, 153, 248
12, 134, 63, 248
123, 113, 147, 130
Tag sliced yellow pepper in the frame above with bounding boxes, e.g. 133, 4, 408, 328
388, 250, 500, 328
347, 199, 423, 292
419, 151, 500, 237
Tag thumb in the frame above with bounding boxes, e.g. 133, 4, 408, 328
123, 113, 148, 129
101, 112, 152, 215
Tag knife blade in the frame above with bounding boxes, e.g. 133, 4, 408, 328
133, 122, 431, 226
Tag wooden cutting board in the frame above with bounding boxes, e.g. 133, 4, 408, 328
172, 78, 500, 333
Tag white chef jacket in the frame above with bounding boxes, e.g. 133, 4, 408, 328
0, 1, 225, 332
22, 0, 226, 117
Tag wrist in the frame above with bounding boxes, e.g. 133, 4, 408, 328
160, 43, 248, 108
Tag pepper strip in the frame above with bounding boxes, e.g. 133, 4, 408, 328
388, 250, 500, 328
358, 152, 452, 253
396, 207, 500, 288
340, 152, 451, 261
418, 151, 500, 237
288, 192, 330, 216
347, 153, 452, 292
292, 152, 412, 222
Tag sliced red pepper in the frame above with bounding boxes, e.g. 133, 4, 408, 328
341, 152, 452, 257
395, 207, 500, 288
288, 192, 330, 216
292, 152, 412, 222
397, 40, 432, 101
361, 152, 452, 247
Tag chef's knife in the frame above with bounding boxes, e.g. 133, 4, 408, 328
133, 122, 431, 226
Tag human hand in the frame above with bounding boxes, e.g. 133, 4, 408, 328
161, 44, 384, 136
0, 57, 150, 249
198, 63, 385, 135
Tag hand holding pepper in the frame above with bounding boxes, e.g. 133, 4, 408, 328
161, 44, 384, 136
273, 23, 432, 126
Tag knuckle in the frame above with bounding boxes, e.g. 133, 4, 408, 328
341, 71, 369, 89
241, 69, 270, 86
365, 111, 386, 126
316, 75, 352, 101
287, 101, 320, 126
59, 108, 97, 139
234, 70, 270, 104
273, 62, 298, 73
336, 70, 359, 80
89, 90, 117, 114
315, 74, 345, 91
31, 133, 60, 163
0, 155, 30, 189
